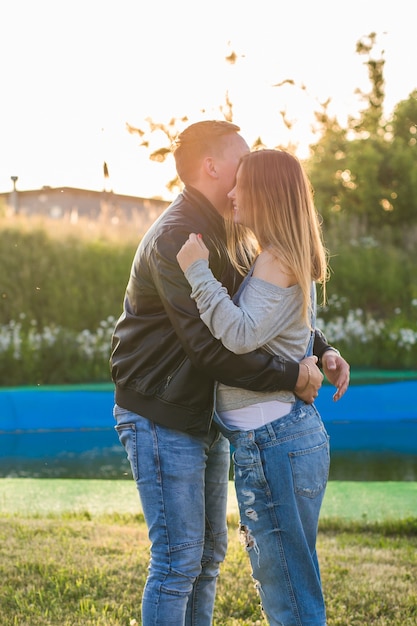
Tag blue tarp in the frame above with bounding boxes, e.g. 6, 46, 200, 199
0, 382, 417, 457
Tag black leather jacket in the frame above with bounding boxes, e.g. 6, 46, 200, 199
111, 186, 331, 434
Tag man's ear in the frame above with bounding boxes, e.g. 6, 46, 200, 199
203, 157, 218, 179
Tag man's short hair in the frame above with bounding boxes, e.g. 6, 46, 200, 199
173, 120, 241, 185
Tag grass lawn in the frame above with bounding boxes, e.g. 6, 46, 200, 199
1, 479, 416, 625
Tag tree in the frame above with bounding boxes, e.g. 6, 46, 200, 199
380, 90, 417, 229
310, 34, 417, 236
350, 32, 386, 138
304, 102, 348, 221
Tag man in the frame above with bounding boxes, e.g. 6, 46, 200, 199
110, 120, 349, 625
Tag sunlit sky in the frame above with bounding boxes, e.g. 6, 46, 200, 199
1, 0, 416, 201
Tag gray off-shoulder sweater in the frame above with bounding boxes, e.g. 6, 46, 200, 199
184, 259, 311, 412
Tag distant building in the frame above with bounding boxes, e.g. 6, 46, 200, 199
0, 185, 170, 231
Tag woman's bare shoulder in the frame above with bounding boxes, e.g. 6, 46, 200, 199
252, 250, 297, 288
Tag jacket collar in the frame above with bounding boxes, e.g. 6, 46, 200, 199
182, 186, 223, 225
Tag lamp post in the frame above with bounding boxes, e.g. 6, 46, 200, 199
10, 176, 19, 214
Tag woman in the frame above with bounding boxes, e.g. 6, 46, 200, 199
177, 149, 331, 625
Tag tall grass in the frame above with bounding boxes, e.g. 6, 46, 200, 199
0, 225, 135, 331
1, 214, 417, 385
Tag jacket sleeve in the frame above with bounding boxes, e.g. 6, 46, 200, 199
313, 328, 334, 366
148, 230, 300, 393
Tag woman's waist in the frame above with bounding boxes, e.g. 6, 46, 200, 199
216, 384, 295, 413
218, 399, 293, 430
216, 400, 322, 445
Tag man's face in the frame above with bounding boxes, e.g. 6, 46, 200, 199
215, 134, 249, 214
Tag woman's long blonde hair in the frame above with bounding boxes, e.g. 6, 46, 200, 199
226, 149, 329, 326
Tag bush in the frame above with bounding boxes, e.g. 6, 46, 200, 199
0, 316, 116, 385
0, 217, 416, 385
324, 234, 417, 319
0, 226, 135, 331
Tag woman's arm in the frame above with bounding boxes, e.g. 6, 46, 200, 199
177, 234, 301, 354
177, 233, 348, 402
185, 258, 299, 353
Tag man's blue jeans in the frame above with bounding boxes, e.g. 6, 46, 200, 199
216, 401, 329, 626
114, 405, 230, 626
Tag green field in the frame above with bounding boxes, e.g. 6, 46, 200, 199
1, 479, 416, 625
2, 478, 417, 522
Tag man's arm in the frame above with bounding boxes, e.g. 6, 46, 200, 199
313, 328, 333, 363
